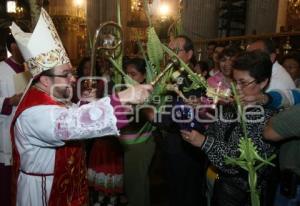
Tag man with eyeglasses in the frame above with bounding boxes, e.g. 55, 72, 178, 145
10, 9, 152, 206
157, 35, 207, 206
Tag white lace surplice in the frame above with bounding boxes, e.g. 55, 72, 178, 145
14, 97, 118, 206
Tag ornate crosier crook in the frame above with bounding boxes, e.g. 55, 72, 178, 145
90, 21, 123, 73
83, 21, 124, 90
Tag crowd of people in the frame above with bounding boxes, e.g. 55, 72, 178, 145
1, 8, 300, 206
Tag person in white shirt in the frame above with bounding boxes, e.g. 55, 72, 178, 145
247, 39, 295, 91
247, 39, 296, 205
0, 33, 24, 206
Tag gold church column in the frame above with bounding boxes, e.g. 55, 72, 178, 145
48, 0, 87, 64
276, 0, 287, 32
182, 0, 220, 40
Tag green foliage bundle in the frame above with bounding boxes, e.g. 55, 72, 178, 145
225, 84, 276, 206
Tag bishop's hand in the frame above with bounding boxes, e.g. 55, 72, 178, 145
118, 84, 153, 105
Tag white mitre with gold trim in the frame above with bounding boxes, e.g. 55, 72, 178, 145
10, 8, 70, 77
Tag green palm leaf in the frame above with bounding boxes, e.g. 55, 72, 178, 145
147, 27, 163, 74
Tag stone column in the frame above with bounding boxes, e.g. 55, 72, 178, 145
87, 0, 120, 39
245, 0, 279, 34
87, 0, 135, 55
182, 0, 220, 41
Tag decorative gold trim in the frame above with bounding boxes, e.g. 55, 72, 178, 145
26, 48, 70, 77
25, 9, 70, 77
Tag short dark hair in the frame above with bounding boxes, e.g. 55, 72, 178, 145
124, 57, 146, 75
208, 41, 217, 47
253, 39, 276, 54
176, 35, 194, 53
77, 56, 101, 78
219, 46, 242, 59
32, 68, 55, 85
280, 51, 300, 66
77, 57, 91, 78
215, 42, 228, 48
233, 51, 272, 84
6, 33, 16, 53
